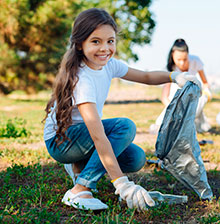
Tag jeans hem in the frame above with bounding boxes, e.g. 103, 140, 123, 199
76, 177, 97, 189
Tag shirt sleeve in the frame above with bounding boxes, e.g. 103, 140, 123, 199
192, 55, 204, 71
108, 58, 129, 78
73, 76, 96, 105
196, 57, 204, 71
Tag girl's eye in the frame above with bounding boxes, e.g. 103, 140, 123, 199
108, 40, 115, 44
92, 40, 99, 44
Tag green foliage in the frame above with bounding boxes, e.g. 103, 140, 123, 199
0, 163, 62, 223
0, 118, 29, 138
1, 162, 219, 223
0, 162, 140, 223
0, 0, 155, 93
0, 0, 81, 93
197, 213, 220, 224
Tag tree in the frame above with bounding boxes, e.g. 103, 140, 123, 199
90, 0, 155, 61
0, 0, 82, 93
0, 0, 155, 94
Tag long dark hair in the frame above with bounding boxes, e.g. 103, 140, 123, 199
167, 38, 189, 71
44, 8, 118, 146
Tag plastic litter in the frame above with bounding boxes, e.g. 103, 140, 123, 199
148, 191, 188, 205
199, 139, 214, 146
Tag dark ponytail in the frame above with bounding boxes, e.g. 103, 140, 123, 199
167, 38, 189, 71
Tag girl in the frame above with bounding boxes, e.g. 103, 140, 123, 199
158, 39, 212, 133
44, 9, 200, 211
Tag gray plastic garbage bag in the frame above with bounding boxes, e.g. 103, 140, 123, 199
155, 81, 213, 200
154, 88, 211, 134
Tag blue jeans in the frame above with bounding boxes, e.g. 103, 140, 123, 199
45, 118, 146, 189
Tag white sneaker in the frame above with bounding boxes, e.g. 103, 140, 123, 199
62, 190, 108, 210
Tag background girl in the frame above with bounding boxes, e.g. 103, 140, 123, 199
44, 9, 200, 211
159, 38, 212, 133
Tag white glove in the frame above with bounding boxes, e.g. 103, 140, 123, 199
113, 176, 155, 211
170, 71, 202, 90
203, 87, 212, 102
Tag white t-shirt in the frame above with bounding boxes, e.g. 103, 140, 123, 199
169, 54, 204, 100
44, 58, 128, 141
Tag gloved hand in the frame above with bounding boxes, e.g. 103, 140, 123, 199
170, 71, 202, 90
203, 87, 212, 102
113, 176, 155, 211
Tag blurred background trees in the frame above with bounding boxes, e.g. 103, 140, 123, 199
0, 0, 155, 94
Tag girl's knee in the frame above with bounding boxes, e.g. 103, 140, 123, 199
117, 118, 136, 138
137, 150, 146, 170
132, 148, 146, 172
119, 145, 146, 173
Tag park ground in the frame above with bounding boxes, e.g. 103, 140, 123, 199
0, 81, 220, 223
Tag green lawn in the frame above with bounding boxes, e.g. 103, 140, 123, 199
0, 83, 220, 223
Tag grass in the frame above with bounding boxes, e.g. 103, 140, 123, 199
0, 82, 220, 223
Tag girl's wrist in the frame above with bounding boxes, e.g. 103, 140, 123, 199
111, 176, 125, 183
169, 71, 180, 83
169, 71, 174, 82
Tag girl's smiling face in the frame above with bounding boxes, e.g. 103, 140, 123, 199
82, 24, 116, 70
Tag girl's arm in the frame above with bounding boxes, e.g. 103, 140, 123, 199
161, 83, 171, 107
122, 67, 171, 85
198, 69, 209, 88
198, 69, 212, 100
77, 102, 124, 180
78, 102, 156, 209
123, 66, 201, 89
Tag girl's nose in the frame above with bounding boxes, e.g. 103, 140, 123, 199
100, 43, 108, 51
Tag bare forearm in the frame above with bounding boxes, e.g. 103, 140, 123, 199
144, 71, 171, 85
198, 70, 209, 86
94, 136, 124, 180
78, 103, 124, 180
123, 68, 171, 85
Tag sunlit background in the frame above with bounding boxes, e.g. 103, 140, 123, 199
130, 0, 220, 90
